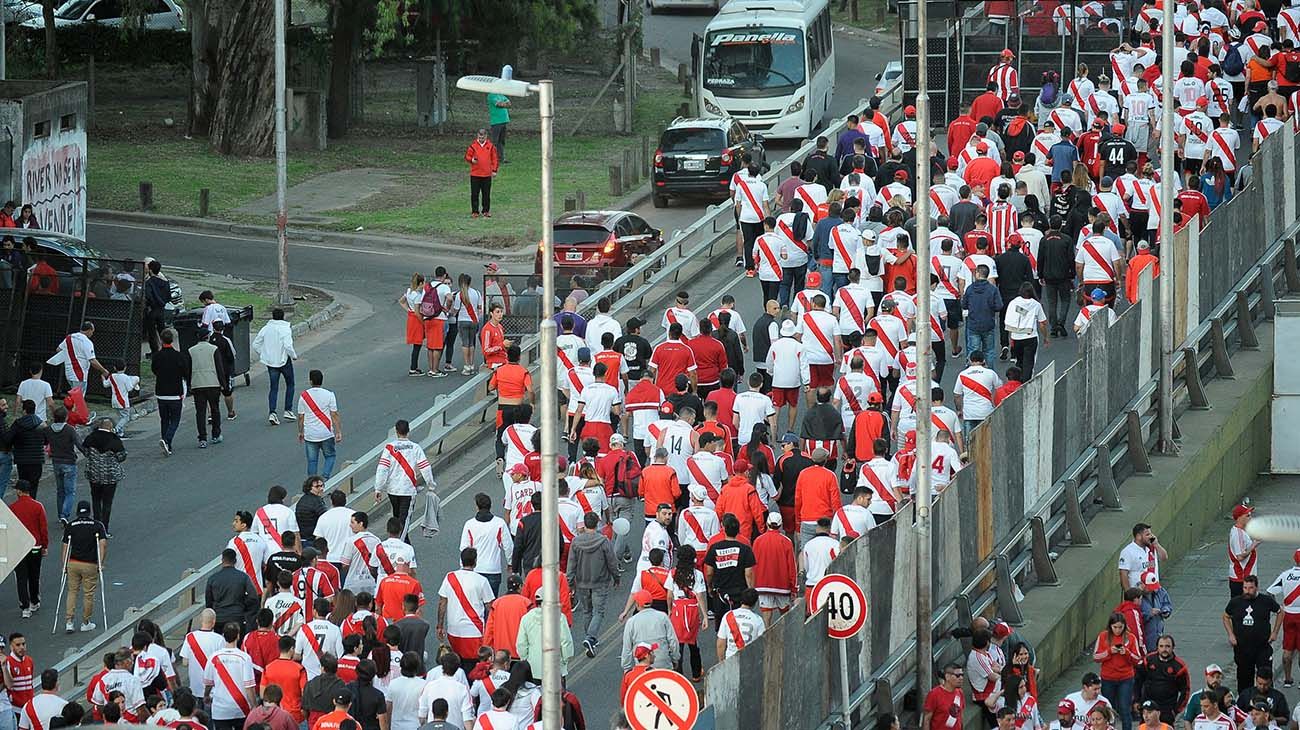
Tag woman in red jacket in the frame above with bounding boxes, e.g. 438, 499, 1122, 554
464, 128, 499, 218
1092, 612, 1143, 730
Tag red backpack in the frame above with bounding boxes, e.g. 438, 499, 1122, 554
670, 589, 703, 644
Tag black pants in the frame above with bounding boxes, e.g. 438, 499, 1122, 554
759, 278, 780, 303
998, 300, 1013, 349
470, 176, 493, 214
697, 382, 719, 401
409, 344, 422, 371
444, 321, 458, 365
158, 398, 183, 447
1010, 337, 1039, 377
91, 482, 117, 529
676, 642, 702, 680
193, 388, 222, 440
932, 339, 947, 382
15, 550, 41, 608
1234, 642, 1273, 692
490, 123, 508, 161
1130, 211, 1150, 245
144, 310, 165, 355
1043, 281, 1073, 332
495, 404, 526, 460
388, 494, 413, 534
214, 719, 244, 730
15, 463, 40, 492
739, 221, 764, 270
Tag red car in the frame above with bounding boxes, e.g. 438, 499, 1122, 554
533, 210, 665, 279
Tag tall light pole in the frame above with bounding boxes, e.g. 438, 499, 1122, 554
1157, 0, 1177, 453
912, 0, 935, 699
274, 0, 290, 306
455, 75, 560, 730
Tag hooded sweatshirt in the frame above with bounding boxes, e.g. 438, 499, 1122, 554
565, 529, 618, 590
4, 415, 48, 465
44, 421, 82, 465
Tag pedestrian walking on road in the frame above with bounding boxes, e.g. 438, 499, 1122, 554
253, 307, 298, 425
83, 418, 125, 535
61, 502, 107, 633
103, 363, 139, 437
150, 328, 189, 456
188, 329, 228, 449
295, 476, 328, 543
210, 321, 238, 420
42, 406, 81, 521
47, 322, 109, 394
464, 129, 499, 218
298, 370, 340, 478
566, 512, 618, 659
142, 259, 171, 355
10, 479, 47, 618
4, 399, 47, 491
620, 590, 678, 672
374, 419, 432, 529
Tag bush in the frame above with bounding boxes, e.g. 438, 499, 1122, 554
9, 25, 191, 68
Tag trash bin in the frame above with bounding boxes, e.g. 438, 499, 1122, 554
171, 305, 255, 386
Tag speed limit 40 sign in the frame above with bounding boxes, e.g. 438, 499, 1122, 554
810, 573, 868, 639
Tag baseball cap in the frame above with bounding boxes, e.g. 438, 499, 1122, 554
1100, 176, 1114, 187
76, 501, 91, 515
658, 402, 675, 416
1137, 241, 1150, 250
688, 484, 707, 501
633, 642, 659, 660
1141, 570, 1161, 591
1251, 700, 1271, 713
976, 122, 989, 135
991, 621, 1013, 639
860, 229, 878, 242
627, 316, 645, 330
1206, 664, 1224, 676
867, 391, 884, 404
880, 298, 896, 311
1089, 287, 1108, 302
947, 157, 959, 170
508, 463, 529, 477
301, 547, 319, 561
334, 690, 353, 706
1012, 150, 1025, 161
1058, 699, 1076, 714
1112, 122, 1126, 135
1001, 48, 1014, 58
610, 432, 626, 445
484, 262, 501, 274
1141, 700, 1159, 711
780, 432, 800, 444
733, 459, 751, 474
976, 141, 989, 153
780, 320, 797, 337
1232, 503, 1254, 519
905, 105, 916, 116
1196, 96, 1208, 108
534, 586, 545, 601
894, 169, 909, 181
807, 271, 822, 287
633, 590, 653, 607
766, 511, 783, 527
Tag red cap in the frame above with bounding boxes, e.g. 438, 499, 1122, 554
1141, 569, 1161, 592
633, 642, 659, 660
1058, 700, 1077, 714
1112, 122, 1127, 135
1256, 20, 1268, 32
905, 105, 916, 116
992, 621, 1013, 639
1001, 48, 1014, 59
904, 430, 917, 447
947, 157, 959, 170
658, 402, 674, 416
867, 391, 884, 404
894, 169, 909, 181
732, 459, 751, 475
1232, 503, 1254, 520
1294, 549, 1300, 564
976, 141, 989, 153
807, 271, 822, 287
1007, 233, 1024, 246
633, 591, 653, 607
1012, 150, 1025, 161
1196, 96, 1208, 108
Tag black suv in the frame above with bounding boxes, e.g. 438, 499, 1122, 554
652, 116, 766, 208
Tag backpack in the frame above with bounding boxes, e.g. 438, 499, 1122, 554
1223, 44, 1245, 76
669, 588, 702, 643
608, 451, 642, 498
419, 283, 444, 319
1284, 52, 1300, 83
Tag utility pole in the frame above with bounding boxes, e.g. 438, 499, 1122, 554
274, 0, 291, 307
913, 0, 934, 700
1157, 0, 1177, 453
536, 79, 563, 730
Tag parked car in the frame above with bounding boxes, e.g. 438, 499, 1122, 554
874, 60, 903, 98
646, 0, 720, 14
5, 1, 43, 24
533, 211, 665, 283
652, 116, 766, 208
19, 0, 183, 30
0, 229, 117, 296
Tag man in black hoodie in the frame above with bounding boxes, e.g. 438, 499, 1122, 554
43, 407, 83, 522
1037, 216, 1077, 337
3, 400, 47, 491
149, 328, 190, 456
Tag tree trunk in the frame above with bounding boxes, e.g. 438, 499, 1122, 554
209, 0, 276, 156
41, 0, 57, 78
326, 1, 366, 138
186, 0, 222, 137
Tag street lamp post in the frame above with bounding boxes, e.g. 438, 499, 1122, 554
1158, 0, 1178, 453
274, 0, 290, 307
455, 75, 560, 730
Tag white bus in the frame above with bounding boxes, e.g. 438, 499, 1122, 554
693, 0, 835, 140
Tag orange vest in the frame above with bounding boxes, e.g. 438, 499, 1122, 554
1125, 254, 1160, 304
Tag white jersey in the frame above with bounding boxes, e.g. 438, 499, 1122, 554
294, 619, 344, 679
371, 536, 418, 581
264, 591, 306, 637
868, 315, 907, 363
734, 390, 775, 446
46, 331, 95, 384
555, 332, 584, 381
661, 306, 700, 338
792, 182, 828, 214
563, 365, 596, 415
873, 182, 913, 211
677, 505, 721, 553
1177, 112, 1214, 159
840, 344, 893, 386
1208, 127, 1240, 173
799, 310, 840, 365
500, 423, 537, 470
800, 534, 839, 586
375, 438, 433, 497
656, 420, 697, 483
922, 441, 963, 491
831, 504, 873, 540
834, 372, 877, 430
437, 569, 494, 639
179, 629, 225, 693
957, 254, 998, 287
834, 284, 874, 334
733, 174, 770, 223
1075, 304, 1118, 334
574, 485, 609, 525
251, 504, 298, 550
1076, 235, 1122, 284
342, 531, 382, 593
469, 669, 512, 716
227, 532, 269, 591
708, 307, 746, 336
829, 222, 862, 274
1083, 91, 1121, 127
719, 606, 766, 658
1268, 566, 1300, 614
766, 336, 808, 389
418, 675, 476, 729
203, 648, 256, 721
132, 642, 177, 689
893, 120, 919, 153
557, 496, 584, 544
1172, 76, 1206, 113
576, 381, 620, 423
1063, 692, 1113, 726
639, 519, 673, 570
296, 387, 338, 442
954, 366, 1002, 421
857, 458, 899, 516
775, 212, 812, 267
19, 694, 66, 730
684, 451, 728, 505
1118, 541, 1159, 587
461, 516, 513, 575
504, 478, 540, 532
928, 185, 960, 220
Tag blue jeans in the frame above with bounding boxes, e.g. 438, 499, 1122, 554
53, 463, 77, 520
157, 398, 182, 447
0, 451, 12, 500
778, 266, 806, 308
1101, 678, 1134, 730
305, 438, 336, 478
964, 328, 996, 362
832, 272, 849, 292
267, 363, 295, 414
113, 407, 131, 436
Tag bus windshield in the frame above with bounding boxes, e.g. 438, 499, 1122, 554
703, 27, 806, 95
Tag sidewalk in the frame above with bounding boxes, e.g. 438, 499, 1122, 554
1042, 473, 1300, 707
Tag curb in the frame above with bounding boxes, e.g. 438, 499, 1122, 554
88, 209, 538, 261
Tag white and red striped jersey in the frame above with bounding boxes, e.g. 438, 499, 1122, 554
988, 62, 1019, 101
893, 120, 918, 153
867, 315, 906, 362
921, 440, 963, 491
954, 365, 1002, 421
928, 184, 960, 219
890, 380, 919, 431
499, 423, 537, 471
799, 310, 840, 365
1177, 111, 1214, 159
1208, 127, 1240, 173
1228, 524, 1259, 581
91, 669, 144, 721
829, 222, 861, 274
179, 629, 225, 692
834, 372, 877, 430
342, 531, 383, 593
1074, 304, 1118, 334
372, 536, 417, 582
1076, 235, 1123, 284
873, 182, 914, 211
834, 284, 874, 335
375, 438, 432, 497
793, 182, 828, 215
985, 201, 1018, 254
684, 451, 728, 506
291, 565, 337, 621
564, 365, 596, 416
1256, 117, 1285, 147
226, 532, 268, 595
1093, 191, 1127, 233
1205, 77, 1233, 118
1137, 4, 1163, 34
678, 504, 721, 553
831, 503, 873, 540
660, 306, 699, 338
294, 619, 344, 679
469, 669, 511, 716
931, 252, 964, 301
958, 254, 998, 287
1269, 566, 1300, 614
1068, 76, 1096, 107
264, 591, 306, 637
1122, 90, 1159, 127
752, 232, 785, 282
856, 458, 900, 516
504, 478, 539, 532
1083, 91, 1120, 127
720, 606, 765, 658
556, 496, 584, 544
1031, 131, 1061, 172
19, 694, 67, 730
202, 648, 255, 722
250, 504, 297, 550
1048, 107, 1083, 136
1191, 713, 1234, 730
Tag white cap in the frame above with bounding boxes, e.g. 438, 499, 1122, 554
780, 320, 797, 337
766, 511, 783, 527
688, 484, 707, 501
861, 229, 877, 241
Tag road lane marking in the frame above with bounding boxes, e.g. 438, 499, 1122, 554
89, 221, 396, 256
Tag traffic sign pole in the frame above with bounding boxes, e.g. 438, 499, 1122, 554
838, 624, 852, 728
811, 574, 869, 729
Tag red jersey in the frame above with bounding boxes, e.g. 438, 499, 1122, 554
1078, 131, 1102, 177
969, 92, 1004, 127
685, 335, 727, 387
963, 230, 993, 256
480, 322, 507, 368
924, 685, 965, 730
594, 350, 624, 388
1177, 189, 1211, 228
947, 115, 977, 156
648, 340, 697, 392
884, 251, 918, 295
375, 573, 424, 621
706, 388, 738, 430
696, 421, 735, 456
241, 628, 280, 677
993, 380, 1022, 406
336, 655, 360, 684
6, 654, 33, 708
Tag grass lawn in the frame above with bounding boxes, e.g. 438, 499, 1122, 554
87, 62, 690, 247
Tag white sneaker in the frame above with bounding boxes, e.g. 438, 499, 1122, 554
64, 621, 74, 634
20, 608, 30, 619
282, 410, 297, 421
79, 621, 96, 632
268, 413, 280, 426
30, 602, 39, 612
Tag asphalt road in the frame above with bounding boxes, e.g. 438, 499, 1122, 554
0, 12, 921, 726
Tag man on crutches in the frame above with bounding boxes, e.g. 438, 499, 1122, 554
59, 501, 107, 634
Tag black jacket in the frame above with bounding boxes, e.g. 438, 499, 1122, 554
1038, 231, 1076, 283
993, 249, 1035, 299
295, 492, 328, 541
150, 345, 190, 398
713, 327, 745, 376
949, 201, 982, 238
3, 415, 48, 465
802, 150, 840, 189
144, 276, 170, 313
774, 450, 813, 507
752, 314, 776, 367
1134, 651, 1190, 712
205, 565, 259, 628
511, 512, 551, 574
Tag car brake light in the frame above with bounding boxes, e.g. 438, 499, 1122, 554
603, 236, 617, 255
654, 148, 664, 169
721, 148, 733, 165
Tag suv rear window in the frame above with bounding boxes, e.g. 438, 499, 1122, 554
660, 127, 726, 153
554, 226, 612, 245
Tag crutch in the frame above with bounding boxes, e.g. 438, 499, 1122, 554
95, 537, 109, 629
50, 547, 69, 635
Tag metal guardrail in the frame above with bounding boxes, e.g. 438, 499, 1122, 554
51, 92, 912, 695
819, 224, 1300, 728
